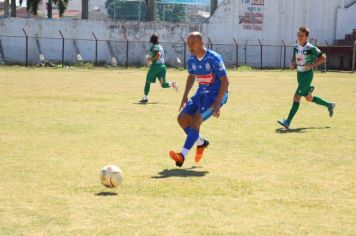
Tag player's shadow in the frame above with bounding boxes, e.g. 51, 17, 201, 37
275, 126, 331, 134
152, 166, 209, 179
132, 102, 163, 105
95, 191, 118, 196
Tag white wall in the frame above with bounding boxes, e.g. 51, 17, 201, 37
0, 18, 203, 65
207, 0, 354, 45
0, 0, 355, 67
336, 3, 356, 39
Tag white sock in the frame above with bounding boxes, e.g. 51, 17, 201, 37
196, 135, 205, 146
181, 148, 189, 158
168, 82, 172, 87
143, 95, 148, 100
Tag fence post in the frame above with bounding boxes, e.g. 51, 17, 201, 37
59, 30, 65, 67
123, 33, 129, 68
244, 40, 247, 66
281, 39, 286, 69
352, 40, 356, 72
208, 37, 213, 50
22, 28, 28, 67
258, 38, 262, 69
181, 34, 186, 69
233, 38, 238, 68
92, 32, 98, 65
324, 40, 329, 72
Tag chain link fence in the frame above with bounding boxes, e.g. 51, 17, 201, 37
0, 31, 355, 71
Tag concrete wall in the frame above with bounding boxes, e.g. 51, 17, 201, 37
0, 18, 203, 65
0, 0, 355, 67
336, 2, 356, 39
207, 0, 355, 44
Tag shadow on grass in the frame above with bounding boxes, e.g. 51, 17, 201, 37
132, 102, 163, 105
275, 126, 331, 134
95, 192, 118, 196
152, 166, 209, 179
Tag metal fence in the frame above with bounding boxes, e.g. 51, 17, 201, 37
0, 30, 355, 71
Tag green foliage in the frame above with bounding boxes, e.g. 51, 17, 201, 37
105, 0, 147, 21
26, 0, 41, 15
25, 0, 68, 17
105, 0, 186, 22
156, 2, 186, 23
54, 0, 69, 17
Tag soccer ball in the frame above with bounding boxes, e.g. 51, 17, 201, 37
100, 165, 123, 188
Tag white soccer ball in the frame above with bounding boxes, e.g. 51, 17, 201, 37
100, 165, 123, 188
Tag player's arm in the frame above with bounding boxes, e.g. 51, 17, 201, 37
150, 51, 161, 61
305, 47, 326, 70
311, 53, 326, 68
147, 51, 160, 62
211, 75, 229, 118
179, 74, 195, 111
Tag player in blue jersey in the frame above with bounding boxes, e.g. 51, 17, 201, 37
169, 32, 230, 167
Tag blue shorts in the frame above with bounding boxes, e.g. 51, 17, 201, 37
181, 92, 229, 121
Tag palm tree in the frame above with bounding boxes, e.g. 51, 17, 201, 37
82, 0, 88, 19
10, 0, 16, 17
4, 0, 10, 17
26, 0, 68, 18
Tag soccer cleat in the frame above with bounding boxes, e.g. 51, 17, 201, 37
169, 151, 185, 167
172, 81, 178, 92
328, 103, 335, 117
195, 139, 209, 163
277, 119, 290, 129
139, 98, 148, 104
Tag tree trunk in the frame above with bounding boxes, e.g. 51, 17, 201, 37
47, 0, 52, 18
4, 0, 10, 17
210, 0, 217, 15
147, 0, 155, 21
81, 0, 88, 19
10, 0, 16, 17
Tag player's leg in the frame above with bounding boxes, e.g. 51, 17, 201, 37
158, 65, 170, 88
306, 93, 335, 117
305, 71, 335, 117
169, 96, 206, 167
170, 112, 203, 167
158, 65, 178, 91
278, 94, 301, 129
140, 67, 157, 103
177, 112, 206, 147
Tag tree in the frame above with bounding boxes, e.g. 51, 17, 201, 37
82, 0, 88, 19
25, 0, 68, 17
156, 2, 186, 23
10, 0, 16, 17
105, 0, 186, 22
105, 0, 147, 21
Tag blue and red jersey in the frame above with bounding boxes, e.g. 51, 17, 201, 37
187, 49, 227, 94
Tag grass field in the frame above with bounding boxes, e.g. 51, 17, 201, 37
0, 67, 355, 235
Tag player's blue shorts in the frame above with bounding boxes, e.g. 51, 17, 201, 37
181, 92, 229, 121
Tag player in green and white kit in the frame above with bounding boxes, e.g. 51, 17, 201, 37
278, 26, 335, 129
139, 34, 178, 104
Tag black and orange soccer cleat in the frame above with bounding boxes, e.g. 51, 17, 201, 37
169, 151, 185, 167
195, 139, 209, 163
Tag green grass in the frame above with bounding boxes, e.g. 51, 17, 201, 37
0, 67, 355, 235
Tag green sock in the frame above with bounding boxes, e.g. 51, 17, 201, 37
144, 82, 150, 96
312, 96, 330, 107
287, 102, 300, 123
161, 82, 170, 88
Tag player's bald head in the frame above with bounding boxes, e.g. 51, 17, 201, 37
187, 32, 205, 56
187, 32, 203, 42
